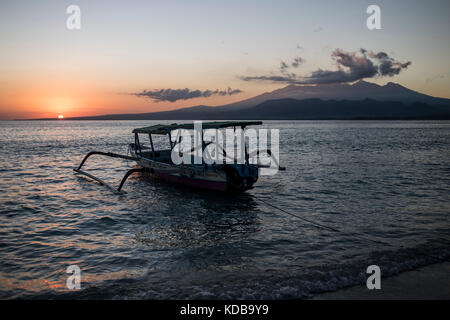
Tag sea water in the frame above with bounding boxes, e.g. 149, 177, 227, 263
0, 120, 449, 299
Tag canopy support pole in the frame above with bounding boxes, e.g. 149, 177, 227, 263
168, 131, 173, 149
149, 134, 155, 158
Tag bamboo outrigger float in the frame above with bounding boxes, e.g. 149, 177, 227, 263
74, 121, 284, 193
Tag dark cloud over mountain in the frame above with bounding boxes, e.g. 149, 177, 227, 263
291, 57, 304, 68
279, 56, 304, 79
242, 48, 411, 85
134, 87, 243, 102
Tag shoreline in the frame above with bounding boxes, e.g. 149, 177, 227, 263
312, 261, 450, 300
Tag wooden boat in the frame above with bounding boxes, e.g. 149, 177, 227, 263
74, 121, 283, 193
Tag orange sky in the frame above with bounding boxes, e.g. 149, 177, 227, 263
1, 1, 449, 120
0, 83, 258, 119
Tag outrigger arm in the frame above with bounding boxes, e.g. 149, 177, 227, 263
73, 151, 144, 193
74, 151, 139, 171
117, 168, 147, 192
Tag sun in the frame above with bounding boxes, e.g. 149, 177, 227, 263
58, 114, 64, 119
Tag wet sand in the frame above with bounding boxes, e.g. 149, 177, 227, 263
312, 261, 450, 300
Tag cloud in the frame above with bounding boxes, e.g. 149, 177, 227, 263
425, 73, 446, 83
280, 60, 289, 73
241, 48, 411, 85
369, 51, 412, 76
133, 87, 243, 102
313, 26, 323, 32
291, 57, 304, 68
277, 57, 305, 79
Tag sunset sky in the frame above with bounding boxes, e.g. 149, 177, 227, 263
0, 0, 449, 119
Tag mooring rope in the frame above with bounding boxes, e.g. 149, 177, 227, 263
254, 195, 340, 233
253, 193, 445, 263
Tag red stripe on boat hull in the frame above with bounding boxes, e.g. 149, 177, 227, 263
153, 173, 229, 191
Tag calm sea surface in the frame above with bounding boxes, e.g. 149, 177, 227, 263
0, 120, 449, 299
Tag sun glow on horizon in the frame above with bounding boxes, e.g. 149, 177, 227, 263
58, 114, 64, 119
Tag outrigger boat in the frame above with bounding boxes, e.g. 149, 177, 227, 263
74, 121, 284, 193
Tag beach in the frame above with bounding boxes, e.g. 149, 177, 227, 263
313, 261, 450, 300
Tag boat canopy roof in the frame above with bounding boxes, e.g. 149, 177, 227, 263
132, 121, 263, 135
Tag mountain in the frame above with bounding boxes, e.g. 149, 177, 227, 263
220, 80, 450, 109
39, 81, 450, 120
232, 98, 450, 120
64, 98, 450, 120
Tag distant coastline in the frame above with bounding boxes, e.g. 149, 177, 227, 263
21, 98, 450, 121
20, 117, 450, 121
18, 81, 450, 121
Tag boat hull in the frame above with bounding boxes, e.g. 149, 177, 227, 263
131, 150, 257, 193
151, 172, 229, 191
